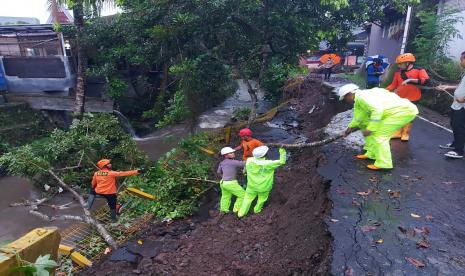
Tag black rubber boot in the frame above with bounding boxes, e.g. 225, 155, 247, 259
110, 209, 118, 222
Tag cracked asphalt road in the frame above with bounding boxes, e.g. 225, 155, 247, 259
319, 118, 465, 275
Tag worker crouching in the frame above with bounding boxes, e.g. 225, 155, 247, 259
238, 146, 286, 217
340, 84, 418, 170
217, 147, 246, 213
86, 159, 142, 222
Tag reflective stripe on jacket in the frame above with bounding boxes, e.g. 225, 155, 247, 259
348, 88, 419, 132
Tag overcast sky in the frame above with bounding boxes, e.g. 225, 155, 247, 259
0, 0, 118, 23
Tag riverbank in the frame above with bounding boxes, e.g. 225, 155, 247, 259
80, 79, 339, 275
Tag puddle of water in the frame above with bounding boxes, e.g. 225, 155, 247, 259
0, 176, 83, 241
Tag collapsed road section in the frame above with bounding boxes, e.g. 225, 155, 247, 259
80, 78, 341, 275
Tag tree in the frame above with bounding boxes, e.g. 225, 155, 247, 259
114, 0, 418, 124
48, 0, 115, 120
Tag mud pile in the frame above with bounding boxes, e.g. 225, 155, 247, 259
80, 80, 339, 276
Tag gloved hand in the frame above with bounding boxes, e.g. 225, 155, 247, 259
138, 168, 146, 174
279, 148, 286, 154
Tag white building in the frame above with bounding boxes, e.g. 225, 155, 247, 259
441, 0, 465, 59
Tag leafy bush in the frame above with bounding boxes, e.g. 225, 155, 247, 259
434, 57, 464, 83
106, 77, 129, 100
232, 107, 251, 122
339, 73, 367, 88
155, 90, 190, 128
122, 132, 219, 219
411, 5, 463, 82
0, 114, 147, 190
262, 61, 309, 103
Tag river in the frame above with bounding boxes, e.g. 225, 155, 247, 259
0, 79, 262, 241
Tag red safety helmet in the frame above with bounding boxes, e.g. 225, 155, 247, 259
97, 159, 111, 169
239, 128, 252, 137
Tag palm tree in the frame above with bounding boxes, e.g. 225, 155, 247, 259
48, 0, 114, 120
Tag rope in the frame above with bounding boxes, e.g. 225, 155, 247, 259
266, 133, 344, 148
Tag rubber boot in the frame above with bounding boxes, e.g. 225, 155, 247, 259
367, 164, 381, 170
355, 154, 368, 159
391, 128, 402, 139
110, 209, 118, 222
401, 123, 412, 141
86, 194, 95, 210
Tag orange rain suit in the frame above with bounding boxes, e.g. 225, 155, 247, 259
92, 168, 139, 194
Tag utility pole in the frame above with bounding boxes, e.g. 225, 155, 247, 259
400, 6, 413, 54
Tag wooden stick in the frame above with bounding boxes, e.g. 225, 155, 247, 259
266, 133, 344, 148
29, 210, 84, 222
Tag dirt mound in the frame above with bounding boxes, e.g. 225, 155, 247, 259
80, 80, 338, 276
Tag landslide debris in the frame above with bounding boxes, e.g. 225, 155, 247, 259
80, 80, 338, 276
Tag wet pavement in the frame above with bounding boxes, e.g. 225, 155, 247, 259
319, 118, 465, 275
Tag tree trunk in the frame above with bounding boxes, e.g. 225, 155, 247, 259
266, 133, 344, 148
73, 0, 87, 120
236, 67, 258, 126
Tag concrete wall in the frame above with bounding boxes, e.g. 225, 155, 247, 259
367, 24, 402, 63
446, 9, 465, 59
0, 56, 75, 93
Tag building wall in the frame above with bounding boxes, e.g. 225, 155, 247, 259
0, 56, 75, 93
367, 24, 403, 63
0, 37, 21, 56
446, 9, 465, 59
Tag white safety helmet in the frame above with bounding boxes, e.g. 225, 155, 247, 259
220, 147, 235, 156
337, 83, 360, 101
252, 146, 269, 158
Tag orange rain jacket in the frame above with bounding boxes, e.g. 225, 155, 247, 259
92, 168, 139, 194
241, 138, 264, 160
386, 68, 430, 102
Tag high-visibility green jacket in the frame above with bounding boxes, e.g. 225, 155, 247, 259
245, 148, 286, 193
348, 88, 418, 132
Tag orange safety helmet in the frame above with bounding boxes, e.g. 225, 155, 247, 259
239, 128, 252, 137
97, 159, 111, 169
396, 53, 416, 64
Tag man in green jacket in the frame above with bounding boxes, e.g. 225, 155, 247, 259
340, 83, 418, 170
238, 146, 286, 217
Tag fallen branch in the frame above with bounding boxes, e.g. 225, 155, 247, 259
10, 197, 50, 207
47, 169, 118, 249
266, 133, 344, 148
182, 177, 220, 184
29, 210, 84, 222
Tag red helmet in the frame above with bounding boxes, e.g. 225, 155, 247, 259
239, 128, 252, 137
97, 159, 111, 169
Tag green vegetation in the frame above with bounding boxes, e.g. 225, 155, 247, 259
1, 113, 218, 220
122, 132, 218, 219
10, 254, 57, 276
339, 73, 367, 89
410, 4, 463, 82
232, 107, 252, 122
0, 114, 147, 191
